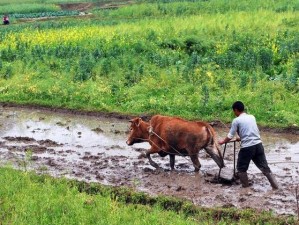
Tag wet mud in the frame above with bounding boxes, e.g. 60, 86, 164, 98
0, 106, 298, 216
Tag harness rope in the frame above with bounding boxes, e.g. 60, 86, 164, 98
148, 126, 199, 157
132, 119, 230, 171
147, 121, 240, 177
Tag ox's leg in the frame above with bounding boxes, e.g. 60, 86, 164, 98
146, 149, 160, 169
190, 154, 201, 172
169, 154, 175, 170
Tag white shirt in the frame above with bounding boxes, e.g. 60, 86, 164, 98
228, 113, 262, 148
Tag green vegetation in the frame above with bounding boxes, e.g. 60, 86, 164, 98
0, 167, 195, 224
0, 4, 60, 15
0, 0, 298, 127
11, 11, 80, 19
0, 0, 96, 4
1, 2, 297, 223
0, 167, 297, 224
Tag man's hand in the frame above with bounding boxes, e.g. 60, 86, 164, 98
218, 137, 232, 145
218, 139, 226, 145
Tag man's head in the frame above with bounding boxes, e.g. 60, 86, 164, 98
232, 101, 245, 117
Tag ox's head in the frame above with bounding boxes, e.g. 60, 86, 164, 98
126, 117, 149, 146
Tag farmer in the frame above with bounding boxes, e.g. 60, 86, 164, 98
219, 101, 279, 189
3, 15, 9, 25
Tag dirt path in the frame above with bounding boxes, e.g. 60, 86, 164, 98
0, 105, 298, 216
58, 3, 95, 11
59, 1, 135, 11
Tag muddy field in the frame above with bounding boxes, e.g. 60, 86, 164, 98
0, 105, 298, 216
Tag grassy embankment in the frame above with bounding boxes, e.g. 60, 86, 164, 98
0, 4, 60, 15
0, 0, 298, 127
0, 0, 83, 20
0, 167, 297, 224
0, 0, 95, 4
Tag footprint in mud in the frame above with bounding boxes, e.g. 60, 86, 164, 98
5, 112, 17, 118
143, 167, 154, 173
38, 139, 62, 147
175, 186, 186, 192
95, 174, 105, 180
134, 148, 147, 152
105, 145, 123, 150
239, 197, 247, 202
73, 171, 83, 177
97, 164, 109, 169
81, 155, 101, 161
83, 166, 90, 171
222, 203, 236, 208
91, 127, 104, 133
56, 121, 67, 126
65, 150, 76, 154
110, 124, 124, 135
30, 155, 39, 161
176, 163, 190, 169
3, 136, 36, 143
7, 145, 47, 153
46, 159, 56, 166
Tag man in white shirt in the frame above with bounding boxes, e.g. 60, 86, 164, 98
219, 101, 278, 189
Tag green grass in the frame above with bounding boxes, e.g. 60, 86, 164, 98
0, 167, 297, 224
0, 167, 196, 225
0, 0, 97, 4
94, 0, 299, 17
11, 11, 80, 19
0, 0, 298, 128
0, 3, 60, 15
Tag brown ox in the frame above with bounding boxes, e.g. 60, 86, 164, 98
126, 115, 224, 171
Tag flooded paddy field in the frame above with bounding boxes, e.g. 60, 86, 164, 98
0, 105, 298, 216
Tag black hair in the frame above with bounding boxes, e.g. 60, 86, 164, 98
232, 101, 245, 112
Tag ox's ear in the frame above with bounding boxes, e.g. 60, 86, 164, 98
136, 118, 142, 127
129, 118, 141, 127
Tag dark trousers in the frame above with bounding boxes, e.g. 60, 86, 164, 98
237, 143, 271, 173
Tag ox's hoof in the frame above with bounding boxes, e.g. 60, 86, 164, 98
150, 162, 160, 169
156, 167, 164, 172
194, 167, 201, 172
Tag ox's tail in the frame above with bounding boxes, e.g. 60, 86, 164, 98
205, 124, 224, 168
206, 124, 220, 151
